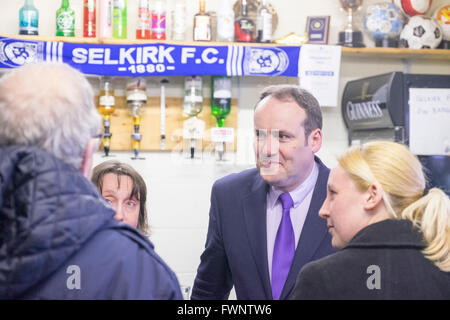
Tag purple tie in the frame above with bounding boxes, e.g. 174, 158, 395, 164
272, 192, 295, 300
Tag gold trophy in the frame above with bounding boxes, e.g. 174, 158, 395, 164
338, 0, 365, 47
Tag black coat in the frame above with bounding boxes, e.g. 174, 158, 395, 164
290, 219, 450, 300
0, 146, 182, 299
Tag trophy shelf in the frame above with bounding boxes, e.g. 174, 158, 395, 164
341, 46, 450, 61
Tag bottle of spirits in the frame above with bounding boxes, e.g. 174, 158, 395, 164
172, 0, 186, 41
193, 0, 211, 41
126, 77, 147, 159
98, 77, 116, 157
216, 0, 234, 42
113, 0, 127, 39
98, 0, 112, 38
56, 0, 75, 37
256, 0, 272, 43
83, 0, 96, 38
211, 76, 232, 128
235, 0, 254, 42
151, 0, 167, 40
19, 0, 39, 35
183, 76, 203, 117
136, 0, 150, 39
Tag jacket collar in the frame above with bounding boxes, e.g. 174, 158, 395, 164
345, 219, 427, 250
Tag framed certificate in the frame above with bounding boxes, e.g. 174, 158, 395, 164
306, 16, 330, 44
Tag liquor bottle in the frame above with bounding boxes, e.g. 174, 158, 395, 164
99, 0, 112, 38
216, 0, 234, 42
235, 0, 254, 42
83, 0, 96, 38
113, 0, 127, 39
211, 76, 232, 128
19, 0, 39, 35
151, 0, 167, 40
193, 0, 211, 41
126, 77, 147, 159
256, 0, 272, 43
183, 76, 203, 117
136, 0, 150, 39
56, 0, 75, 37
172, 0, 186, 41
98, 77, 116, 156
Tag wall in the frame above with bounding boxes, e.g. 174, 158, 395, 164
1, 0, 450, 299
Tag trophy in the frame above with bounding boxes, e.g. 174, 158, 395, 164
338, 0, 365, 47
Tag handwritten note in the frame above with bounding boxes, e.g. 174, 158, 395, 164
409, 88, 450, 156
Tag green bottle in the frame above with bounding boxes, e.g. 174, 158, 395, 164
113, 0, 127, 39
211, 76, 232, 127
56, 0, 75, 37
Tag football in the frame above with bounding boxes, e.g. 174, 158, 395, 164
433, 4, 450, 41
399, 15, 443, 49
392, 0, 432, 17
364, 3, 405, 41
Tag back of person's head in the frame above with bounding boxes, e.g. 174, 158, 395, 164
257, 85, 322, 139
92, 160, 149, 236
338, 141, 450, 272
0, 62, 101, 169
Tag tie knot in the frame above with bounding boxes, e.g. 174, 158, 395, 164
279, 193, 294, 211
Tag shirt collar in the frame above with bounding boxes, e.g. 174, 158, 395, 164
268, 161, 319, 209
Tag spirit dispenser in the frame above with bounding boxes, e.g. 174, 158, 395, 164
98, 77, 116, 156
126, 77, 147, 159
211, 76, 234, 161
182, 76, 205, 159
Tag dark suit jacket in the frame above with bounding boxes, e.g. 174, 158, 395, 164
290, 219, 450, 300
191, 156, 335, 300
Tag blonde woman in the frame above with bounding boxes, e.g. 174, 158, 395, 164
290, 141, 450, 299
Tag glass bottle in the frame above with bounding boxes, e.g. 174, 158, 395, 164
257, 0, 272, 43
98, 77, 116, 157
183, 76, 203, 117
136, 0, 151, 39
217, 0, 234, 42
235, 0, 254, 43
98, 0, 112, 38
211, 76, 232, 127
83, 0, 96, 38
172, 0, 186, 41
126, 77, 147, 159
56, 0, 75, 37
151, 0, 167, 40
19, 0, 39, 35
193, 0, 211, 41
113, 0, 127, 39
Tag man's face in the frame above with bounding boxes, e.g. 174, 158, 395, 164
254, 97, 321, 192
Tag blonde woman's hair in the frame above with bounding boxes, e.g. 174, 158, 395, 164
338, 141, 450, 272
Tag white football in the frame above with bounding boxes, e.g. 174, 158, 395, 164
400, 15, 442, 49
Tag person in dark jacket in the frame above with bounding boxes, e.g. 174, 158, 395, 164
290, 141, 450, 300
0, 62, 182, 299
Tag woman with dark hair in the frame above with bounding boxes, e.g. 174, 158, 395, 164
92, 160, 149, 236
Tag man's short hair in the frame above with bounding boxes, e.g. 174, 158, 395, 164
257, 85, 322, 138
0, 62, 101, 169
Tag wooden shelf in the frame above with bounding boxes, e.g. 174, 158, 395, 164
341, 46, 450, 61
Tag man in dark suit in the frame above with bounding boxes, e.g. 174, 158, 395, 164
191, 85, 335, 300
